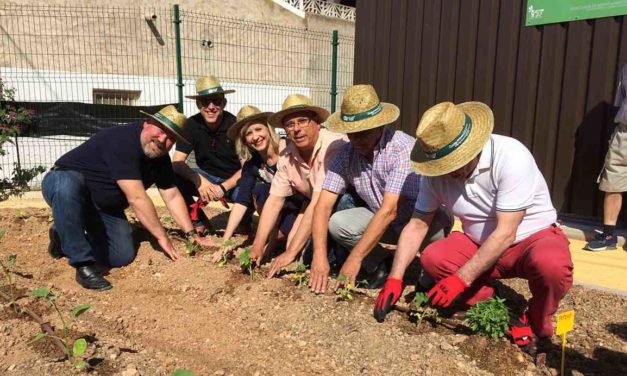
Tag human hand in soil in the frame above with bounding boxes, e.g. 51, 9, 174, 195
309, 255, 330, 294
335, 255, 360, 289
158, 237, 181, 261
267, 252, 297, 278
427, 274, 468, 308
211, 242, 237, 263
192, 234, 217, 248
373, 278, 403, 322
250, 243, 265, 267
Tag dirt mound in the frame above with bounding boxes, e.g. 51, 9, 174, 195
0, 207, 625, 375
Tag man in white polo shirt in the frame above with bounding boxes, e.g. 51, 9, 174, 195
373, 102, 573, 353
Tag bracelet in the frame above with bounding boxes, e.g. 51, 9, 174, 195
218, 183, 227, 195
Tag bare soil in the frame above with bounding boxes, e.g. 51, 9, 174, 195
0, 207, 625, 375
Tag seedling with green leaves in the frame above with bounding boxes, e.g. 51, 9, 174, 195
27, 287, 92, 369
217, 240, 237, 267
410, 292, 442, 327
183, 239, 201, 257
173, 368, 196, 376
238, 247, 254, 279
335, 274, 355, 301
15, 209, 29, 221
292, 263, 309, 287
464, 297, 510, 338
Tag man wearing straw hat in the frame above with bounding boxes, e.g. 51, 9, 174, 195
308, 84, 451, 292
43, 106, 212, 291
373, 102, 573, 353
252, 94, 346, 268
173, 75, 247, 234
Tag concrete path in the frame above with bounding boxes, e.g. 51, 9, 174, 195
4, 190, 626, 294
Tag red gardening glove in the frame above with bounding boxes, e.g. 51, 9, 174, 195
509, 312, 533, 346
189, 199, 206, 221
373, 278, 403, 323
427, 274, 468, 308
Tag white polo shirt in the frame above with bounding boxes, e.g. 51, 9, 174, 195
414, 134, 557, 244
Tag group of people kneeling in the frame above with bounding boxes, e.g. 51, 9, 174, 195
43, 75, 573, 354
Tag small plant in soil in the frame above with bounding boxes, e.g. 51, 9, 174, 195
217, 239, 237, 267
15, 209, 29, 221
183, 239, 201, 257
27, 287, 92, 370
292, 263, 309, 287
335, 274, 355, 301
238, 247, 254, 279
464, 297, 510, 338
411, 292, 441, 326
173, 368, 196, 376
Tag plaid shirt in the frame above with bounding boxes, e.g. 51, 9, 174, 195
322, 127, 420, 232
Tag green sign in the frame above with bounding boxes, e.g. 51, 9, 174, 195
526, 0, 627, 26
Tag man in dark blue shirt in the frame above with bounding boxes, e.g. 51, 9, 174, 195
173, 75, 247, 234
42, 106, 211, 291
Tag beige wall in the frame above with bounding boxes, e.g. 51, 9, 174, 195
0, 0, 354, 108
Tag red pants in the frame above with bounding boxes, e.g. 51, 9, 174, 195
420, 226, 573, 337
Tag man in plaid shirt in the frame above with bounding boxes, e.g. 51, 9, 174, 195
310, 85, 451, 292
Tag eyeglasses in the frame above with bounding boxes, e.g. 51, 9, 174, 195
283, 117, 312, 131
198, 97, 225, 107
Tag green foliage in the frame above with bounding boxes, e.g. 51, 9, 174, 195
464, 297, 510, 338
222, 239, 237, 249
410, 292, 441, 327
238, 247, 254, 279
28, 287, 93, 369
217, 240, 237, 267
0, 78, 46, 201
335, 274, 354, 301
292, 263, 309, 287
173, 369, 196, 376
184, 240, 201, 257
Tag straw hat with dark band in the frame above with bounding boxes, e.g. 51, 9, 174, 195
326, 84, 399, 134
268, 94, 330, 128
410, 101, 493, 177
227, 105, 274, 141
139, 105, 190, 144
185, 75, 235, 99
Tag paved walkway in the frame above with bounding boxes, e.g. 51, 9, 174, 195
4, 191, 626, 294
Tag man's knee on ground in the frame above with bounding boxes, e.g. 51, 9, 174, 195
419, 242, 445, 277
328, 211, 354, 243
107, 244, 137, 268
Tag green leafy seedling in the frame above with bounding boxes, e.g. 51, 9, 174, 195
183, 240, 201, 257
173, 369, 196, 376
238, 247, 254, 279
410, 292, 441, 327
335, 274, 355, 301
0, 252, 18, 304
28, 287, 93, 369
292, 263, 309, 287
464, 297, 510, 338
217, 240, 237, 267
15, 209, 29, 221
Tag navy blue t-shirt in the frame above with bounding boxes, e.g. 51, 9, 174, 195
55, 122, 175, 211
234, 153, 277, 207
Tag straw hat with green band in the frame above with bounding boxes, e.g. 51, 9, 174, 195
326, 84, 400, 134
227, 105, 274, 141
410, 101, 493, 177
139, 105, 190, 145
268, 94, 330, 128
185, 75, 235, 99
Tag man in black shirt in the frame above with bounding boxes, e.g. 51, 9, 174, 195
173, 75, 247, 233
42, 106, 211, 291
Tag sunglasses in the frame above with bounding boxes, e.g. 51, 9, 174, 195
198, 97, 225, 107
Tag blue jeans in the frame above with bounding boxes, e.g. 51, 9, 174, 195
41, 170, 136, 268
174, 168, 252, 228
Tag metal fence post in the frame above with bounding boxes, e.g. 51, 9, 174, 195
173, 4, 184, 112
331, 30, 339, 113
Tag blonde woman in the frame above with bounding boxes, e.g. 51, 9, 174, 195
212, 106, 303, 261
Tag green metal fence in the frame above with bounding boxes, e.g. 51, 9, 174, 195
0, 4, 355, 186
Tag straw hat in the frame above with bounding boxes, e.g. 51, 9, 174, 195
410, 102, 493, 176
139, 105, 190, 144
326, 84, 399, 133
227, 105, 274, 141
268, 94, 330, 128
185, 75, 235, 99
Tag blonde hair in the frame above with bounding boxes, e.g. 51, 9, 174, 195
235, 120, 280, 161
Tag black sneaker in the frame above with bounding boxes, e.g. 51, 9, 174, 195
584, 232, 617, 251
47, 227, 64, 259
75, 265, 112, 291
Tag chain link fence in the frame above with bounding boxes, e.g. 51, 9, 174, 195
0, 4, 354, 186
